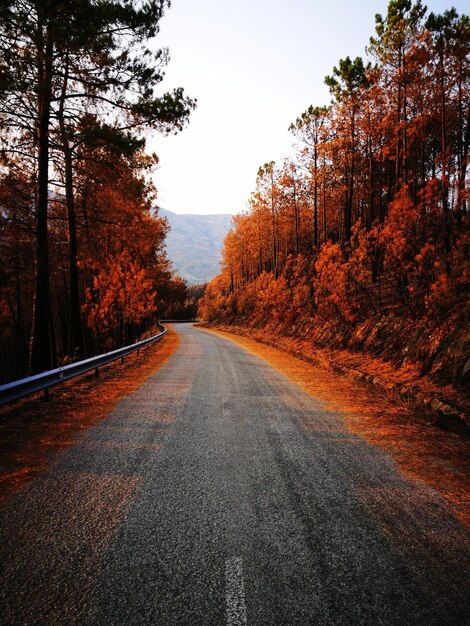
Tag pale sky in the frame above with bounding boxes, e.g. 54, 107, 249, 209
149, 0, 467, 215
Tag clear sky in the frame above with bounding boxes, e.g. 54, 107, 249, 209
149, 0, 467, 216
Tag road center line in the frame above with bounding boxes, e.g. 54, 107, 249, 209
225, 556, 248, 626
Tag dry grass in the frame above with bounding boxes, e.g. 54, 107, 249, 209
0, 327, 180, 505
201, 326, 470, 529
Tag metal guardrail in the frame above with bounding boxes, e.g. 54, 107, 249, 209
0, 325, 167, 406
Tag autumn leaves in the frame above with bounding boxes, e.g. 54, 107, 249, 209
200, 2, 469, 352
0, 1, 195, 380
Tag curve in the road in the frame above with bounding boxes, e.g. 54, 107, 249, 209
1, 323, 469, 625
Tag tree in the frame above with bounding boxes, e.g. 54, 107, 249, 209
0, 164, 36, 381
369, 0, 427, 191
426, 9, 470, 270
325, 56, 369, 243
198, 0, 469, 384
290, 105, 330, 248
257, 161, 281, 277
0, 0, 195, 372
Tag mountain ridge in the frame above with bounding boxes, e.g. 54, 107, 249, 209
160, 208, 233, 285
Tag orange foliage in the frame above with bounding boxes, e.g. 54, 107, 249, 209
199, 3, 469, 386
314, 242, 352, 322
84, 251, 156, 347
0, 142, 190, 380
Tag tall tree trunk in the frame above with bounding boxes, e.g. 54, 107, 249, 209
368, 134, 375, 228
270, 175, 278, 278
456, 62, 469, 219
438, 45, 451, 274
322, 155, 328, 242
257, 212, 263, 275
292, 175, 300, 254
313, 143, 318, 248
345, 109, 355, 243
58, 55, 84, 358
395, 45, 403, 191
12, 243, 28, 373
30, 18, 54, 374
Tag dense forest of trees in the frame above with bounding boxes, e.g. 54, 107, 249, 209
200, 1, 469, 382
0, 0, 196, 382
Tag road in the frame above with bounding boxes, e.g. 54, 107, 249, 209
1, 323, 469, 625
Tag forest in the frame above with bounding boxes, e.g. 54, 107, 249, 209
200, 1, 470, 387
0, 0, 196, 382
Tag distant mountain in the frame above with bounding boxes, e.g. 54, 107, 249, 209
160, 208, 233, 285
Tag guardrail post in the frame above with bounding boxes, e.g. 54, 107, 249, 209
95, 368, 99, 379
43, 388, 50, 402
121, 356, 124, 365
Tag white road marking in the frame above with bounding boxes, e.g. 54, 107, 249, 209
225, 556, 248, 626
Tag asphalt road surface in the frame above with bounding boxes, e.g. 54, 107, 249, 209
1, 323, 469, 625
